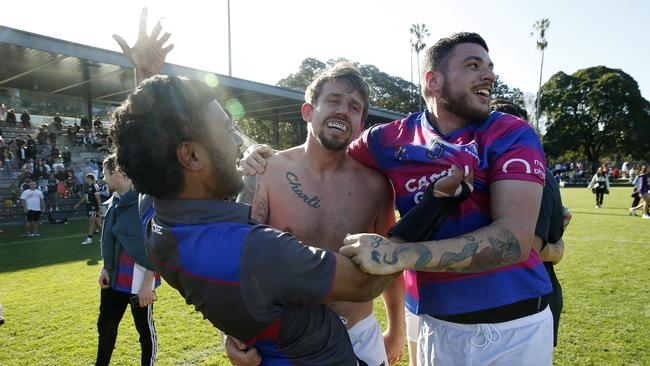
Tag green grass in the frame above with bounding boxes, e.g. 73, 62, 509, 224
0, 187, 648, 365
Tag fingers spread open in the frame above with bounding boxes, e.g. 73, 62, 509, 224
112, 34, 131, 55
138, 8, 149, 39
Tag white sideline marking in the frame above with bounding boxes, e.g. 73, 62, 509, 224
0, 234, 82, 247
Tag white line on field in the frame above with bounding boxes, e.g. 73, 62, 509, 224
0, 234, 84, 247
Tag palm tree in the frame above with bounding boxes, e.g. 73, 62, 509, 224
531, 18, 550, 133
410, 23, 429, 111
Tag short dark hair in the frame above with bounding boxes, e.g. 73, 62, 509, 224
111, 75, 216, 199
103, 154, 117, 175
491, 99, 529, 120
305, 61, 370, 123
421, 32, 489, 97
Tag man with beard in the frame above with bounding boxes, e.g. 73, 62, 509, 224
109, 9, 408, 365
113, 9, 406, 366
228, 62, 405, 366
338, 33, 553, 365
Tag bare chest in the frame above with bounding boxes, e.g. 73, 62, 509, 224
266, 171, 377, 251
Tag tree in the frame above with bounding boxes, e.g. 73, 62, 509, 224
541, 66, 650, 163
531, 18, 550, 132
277, 58, 327, 91
492, 75, 526, 111
278, 57, 419, 114
410, 23, 429, 111
240, 57, 419, 149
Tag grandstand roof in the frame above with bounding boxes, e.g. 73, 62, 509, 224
0, 25, 404, 125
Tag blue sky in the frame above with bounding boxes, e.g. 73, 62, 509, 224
3, 0, 649, 101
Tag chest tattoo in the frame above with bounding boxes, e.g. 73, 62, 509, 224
286, 172, 321, 208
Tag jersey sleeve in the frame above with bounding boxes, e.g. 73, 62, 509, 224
347, 126, 380, 170
487, 115, 546, 186
239, 226, 336, 322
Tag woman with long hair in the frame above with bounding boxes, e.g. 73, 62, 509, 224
588, 167, 610, 208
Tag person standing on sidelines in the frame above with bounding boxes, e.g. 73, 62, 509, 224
20, 181, 45, 237
95, 154, 159, 366
74, 173, 102, 244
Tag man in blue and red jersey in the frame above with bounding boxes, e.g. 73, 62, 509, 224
339, 33, 553, 365
108, 9, 420, 365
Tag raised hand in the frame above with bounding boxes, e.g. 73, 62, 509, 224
113, 8, 174, 82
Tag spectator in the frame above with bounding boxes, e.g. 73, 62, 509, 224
61, 146, 72, 166
20, 111, 31, 128
588, 167, 610, 208
34, 159, 51, 189
36, 126, 49, 145
80, 115, 91, 131
630, 166, 650, 218
20, 181, 45, 237
93, 117, 103, 130
53, 114, 64, 130
65, 170, 78, 196
0, 103, 5, 121
47, 123, 57, 145
73, 173, 102, 245
6, 109, 17, 126
95, 154, 160, 366
46, 172, 60, 211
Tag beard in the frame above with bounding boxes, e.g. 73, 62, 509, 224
316, 127, 350, 152
207, 144, 244, 199
440, 81, 490, 124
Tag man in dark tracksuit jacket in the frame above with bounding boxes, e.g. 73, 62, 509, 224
96, 155, 159, 366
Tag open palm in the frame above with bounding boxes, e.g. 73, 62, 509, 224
113, 8, 174, 81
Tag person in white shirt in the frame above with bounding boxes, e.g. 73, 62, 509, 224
20, 181, 45, 237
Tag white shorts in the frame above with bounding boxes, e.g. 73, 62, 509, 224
347, 313, 388, 366
418, 306, 553, 366
405, 307, 421, 343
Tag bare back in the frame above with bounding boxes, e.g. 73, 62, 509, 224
240, 146, 395, 327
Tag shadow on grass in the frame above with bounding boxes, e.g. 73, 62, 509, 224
0, 221, 102, 273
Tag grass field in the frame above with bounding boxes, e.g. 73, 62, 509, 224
0, 187, 648, 365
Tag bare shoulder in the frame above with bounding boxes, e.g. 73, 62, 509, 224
262, 146, 301, 179
346, 157, 392, 196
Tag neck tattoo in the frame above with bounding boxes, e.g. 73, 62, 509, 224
286, 172, 321, 208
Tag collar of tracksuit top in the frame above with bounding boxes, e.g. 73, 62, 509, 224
151, 198, 253, 226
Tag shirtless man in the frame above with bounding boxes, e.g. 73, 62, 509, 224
113, 9, 405, 366
229, 62, 405, 366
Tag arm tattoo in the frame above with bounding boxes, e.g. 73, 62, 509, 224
237, 175, 260, 205
251, 196, 269, 224
439, 242, 479, 269
383, 243, 433, 269
463, 228, 521, 272
237, 175, 269, 224
286, 172, 321, 208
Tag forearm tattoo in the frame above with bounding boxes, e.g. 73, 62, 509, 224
286, 172, 321, 208
385, 243, 433, 269
463, 228, 521, 272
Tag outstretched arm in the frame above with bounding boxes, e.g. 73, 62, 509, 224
113, 8, 175, 83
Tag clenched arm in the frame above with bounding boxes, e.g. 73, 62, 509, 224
341, 179, 543, 275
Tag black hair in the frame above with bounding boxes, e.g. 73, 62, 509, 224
490, 98, 529, 120
110, 75, 216, 199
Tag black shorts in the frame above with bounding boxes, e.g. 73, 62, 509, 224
26, 210, 41, 222
87, 206, 99, 217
